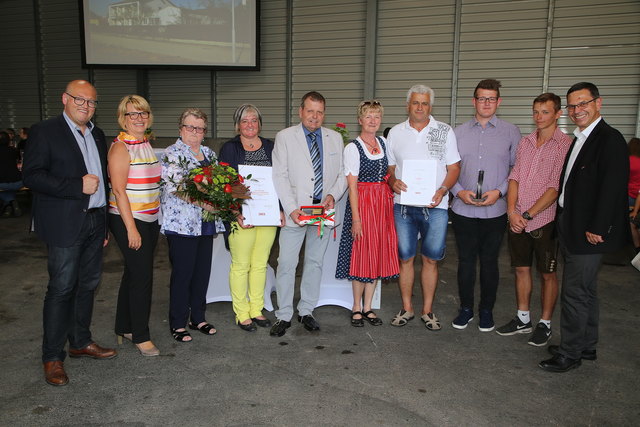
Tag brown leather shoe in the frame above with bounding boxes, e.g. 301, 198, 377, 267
44, 361, 69, 386
68, 342, 117, 359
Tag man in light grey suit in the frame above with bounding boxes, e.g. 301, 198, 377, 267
270, 91, 347, 336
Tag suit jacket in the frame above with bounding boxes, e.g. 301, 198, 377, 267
272, 123, 347, 227
23, 115, 108, 247
556, 119, 629, 254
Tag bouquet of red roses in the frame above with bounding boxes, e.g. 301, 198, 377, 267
172, 159, 251, 223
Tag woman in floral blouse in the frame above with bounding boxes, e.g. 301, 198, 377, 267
161, 108, 223, 342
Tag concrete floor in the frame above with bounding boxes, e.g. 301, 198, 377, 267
1, 195, 639, 426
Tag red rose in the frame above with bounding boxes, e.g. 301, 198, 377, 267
219, 162, 230, 166
336, 123, 346, 128
193, 174, 204, 183
224, 184, 232, 193
238, 175, 244, 183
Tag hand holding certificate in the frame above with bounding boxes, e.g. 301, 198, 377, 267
238, 165, 281, 226
399, 159, 437, 206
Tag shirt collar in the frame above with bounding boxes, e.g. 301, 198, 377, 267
472, 115, 497, 128
63, 111, 94, 133
573, 116, 602, 141
302, 125, 319, 138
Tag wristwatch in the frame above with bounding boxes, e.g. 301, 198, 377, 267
522, 211, 533, 220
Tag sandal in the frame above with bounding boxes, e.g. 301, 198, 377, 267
362, 310, 383, 326
171, 328, 192, 342
391, 310, 415, 327
351, 311, 364, 327
421, 312, 441, 331
189, 322, 217, 335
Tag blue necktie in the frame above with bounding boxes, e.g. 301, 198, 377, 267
309, 132, 322, 199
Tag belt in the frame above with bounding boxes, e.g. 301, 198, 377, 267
312, 198, 321, 205
87, 206, 105, 214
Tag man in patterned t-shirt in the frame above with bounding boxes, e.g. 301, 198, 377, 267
386, 84, 460, 331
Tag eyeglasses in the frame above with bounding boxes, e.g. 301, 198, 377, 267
181, 124, 207, 134
566, 97, 599, 111
475, 97, 498, 104
125, 111, 150, 120
65, 92, 98, 108
362, 100, 381, 106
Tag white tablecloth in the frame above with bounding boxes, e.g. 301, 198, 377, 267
205, 196, 380, 310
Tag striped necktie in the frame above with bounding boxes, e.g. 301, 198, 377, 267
309, 132, 322, 199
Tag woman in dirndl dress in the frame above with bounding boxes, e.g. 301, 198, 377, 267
335, 100, 399, 327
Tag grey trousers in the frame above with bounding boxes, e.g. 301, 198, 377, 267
558, 244, 603, 360
274, 225, 331, 321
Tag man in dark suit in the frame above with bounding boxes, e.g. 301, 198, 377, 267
539, 82, 629, 373
23, 80, 116, 386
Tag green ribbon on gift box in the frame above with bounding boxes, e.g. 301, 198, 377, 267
307, 211, 335, 238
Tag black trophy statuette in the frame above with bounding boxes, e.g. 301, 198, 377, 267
471, 170, 487, 202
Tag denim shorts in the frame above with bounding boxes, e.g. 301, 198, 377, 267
394, 204, 448, 261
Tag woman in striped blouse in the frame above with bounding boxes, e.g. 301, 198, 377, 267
108, 95, 162, 357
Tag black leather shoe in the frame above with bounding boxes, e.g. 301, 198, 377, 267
548, 345, 597, 361
269, 320, 291, 337
298, 315, 320, 331
238, 321, 257, 332
539, 354, 582, 373
252, 317, 272, 328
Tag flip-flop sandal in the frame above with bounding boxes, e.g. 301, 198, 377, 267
363, 310, 383, 326
391, 310, 415, 327
421, 313, 441, 331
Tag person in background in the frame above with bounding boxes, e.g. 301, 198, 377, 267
627, 137, 640, 253
336, 100, 399, 327
0, 131, 23, 217
450, 79, 521, 332
17, 127, 29, 161
109, 95, 162, 356
23, 79, 116, 386
219, 104, 284, 332
495, 93, 572, 347
161, 108, 222, 343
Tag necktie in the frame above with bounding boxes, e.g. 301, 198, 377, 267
309, 132, 322, 199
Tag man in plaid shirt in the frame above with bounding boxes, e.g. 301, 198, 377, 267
495, 93, 572, 346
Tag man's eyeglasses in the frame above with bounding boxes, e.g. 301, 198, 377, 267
475, 96, 498, 104
125, 111, 150, 120
566, 97, 599, 111
181, 124, 207, 134
65, 92, 98, 108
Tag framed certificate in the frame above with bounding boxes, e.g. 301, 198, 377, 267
238, 165, 281, 226
399, 159, 437, 206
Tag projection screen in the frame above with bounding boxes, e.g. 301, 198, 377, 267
80, 0, 259, 69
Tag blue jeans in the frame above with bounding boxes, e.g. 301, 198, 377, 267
42, 209, 105, 362
394, 204, 448, 261
0, 180, 23, 203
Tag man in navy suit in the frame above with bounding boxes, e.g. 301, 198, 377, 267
23, 80, 116, 386
539, 82, 629, 372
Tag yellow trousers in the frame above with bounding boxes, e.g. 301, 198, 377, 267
228, 225, 277, 323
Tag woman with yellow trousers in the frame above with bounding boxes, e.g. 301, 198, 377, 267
219, 104, 285, 332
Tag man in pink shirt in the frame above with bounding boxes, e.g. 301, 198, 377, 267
496, 93, 572, 346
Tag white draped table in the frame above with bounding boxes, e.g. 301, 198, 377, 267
205, 196, 381, 310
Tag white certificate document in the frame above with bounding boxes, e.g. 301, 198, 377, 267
399, 159, 437, 206
238, 165, 281, 226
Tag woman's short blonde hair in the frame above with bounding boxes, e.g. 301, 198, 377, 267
117, 95, 153, 131
233, 104, 263, 134
357, 99, 384, 119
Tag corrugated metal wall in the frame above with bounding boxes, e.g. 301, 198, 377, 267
1, 0, 638, 142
